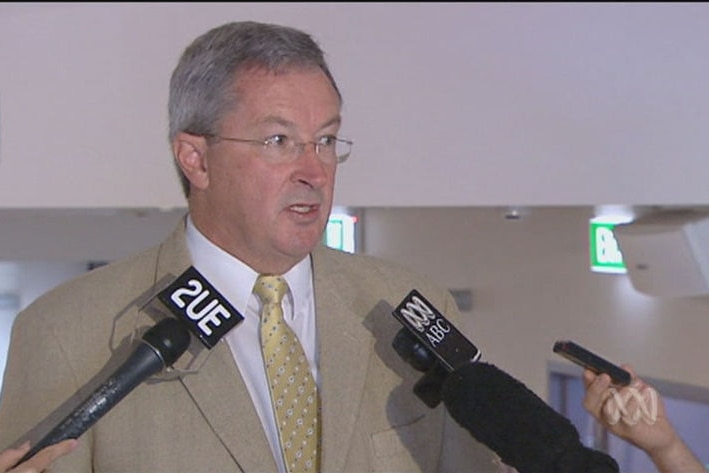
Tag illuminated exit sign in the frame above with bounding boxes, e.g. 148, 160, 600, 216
589, 218, 628, 274
323, 213, 358, 253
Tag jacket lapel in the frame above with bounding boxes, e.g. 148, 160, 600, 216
312, 247, 374, 473
151, 218, 276, 472
179, 343, 277, 472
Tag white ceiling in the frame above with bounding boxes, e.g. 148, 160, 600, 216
3, 4, 709, 262
2, 3, 709, 208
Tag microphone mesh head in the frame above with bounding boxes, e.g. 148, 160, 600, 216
142, 318, 192, 366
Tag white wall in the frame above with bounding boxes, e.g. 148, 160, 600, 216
6, 206, 707, 401
361, 206, 709, 398
0, 207, 186, 262
2, 3, 709, 208
0, 260, 87, 386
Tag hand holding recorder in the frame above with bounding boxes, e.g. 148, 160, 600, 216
582, 365, 706, 473
554, 341, 659, 430
557, 341, 706, 473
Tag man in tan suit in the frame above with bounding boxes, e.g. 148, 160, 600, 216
0, 21, 496, 472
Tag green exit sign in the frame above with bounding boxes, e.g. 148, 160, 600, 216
323, 213, 357, 253
589, 219, 627, 274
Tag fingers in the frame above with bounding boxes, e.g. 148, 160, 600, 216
0, 442, 31, 472
4, 439, 78, 473
582, 369, 614, 420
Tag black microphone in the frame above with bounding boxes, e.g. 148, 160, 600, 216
392, 289, 481, 372
16, 317, 191, 465
391, 289, 619, 473
441, 362, 619, 473
391, 289, 482, 408
13, 266, 245, 467
392, 327, 449, 408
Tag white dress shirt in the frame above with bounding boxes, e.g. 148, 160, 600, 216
185, 216, 319, 473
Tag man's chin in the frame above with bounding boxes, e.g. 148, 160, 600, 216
283, 234, 322, 256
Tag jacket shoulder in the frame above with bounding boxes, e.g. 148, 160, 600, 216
312, 245, 459, 317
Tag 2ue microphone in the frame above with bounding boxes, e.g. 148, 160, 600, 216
14, 266, 243, 466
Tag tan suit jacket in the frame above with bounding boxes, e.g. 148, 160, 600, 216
0, 217, 496, 472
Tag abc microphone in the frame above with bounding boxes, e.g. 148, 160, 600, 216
391, 289, 619, 473
16, 317, 191, 465
391, 289, 481, 408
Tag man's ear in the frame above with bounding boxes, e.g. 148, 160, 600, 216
173, 132, 210, 191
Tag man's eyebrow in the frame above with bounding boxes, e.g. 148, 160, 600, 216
256, 115, 342, 132
258, 116, 292, 128
318, 116, 342, 131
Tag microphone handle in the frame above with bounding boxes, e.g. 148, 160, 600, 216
17, 342, 164, 464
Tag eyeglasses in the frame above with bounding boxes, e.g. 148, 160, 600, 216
201, 133, 353, 164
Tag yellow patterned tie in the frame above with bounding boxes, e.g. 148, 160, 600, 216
254, 275, 321, 473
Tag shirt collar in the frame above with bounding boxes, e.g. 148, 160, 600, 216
185, 216, 312, 316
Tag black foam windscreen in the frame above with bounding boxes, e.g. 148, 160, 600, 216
441, 362, 619, 473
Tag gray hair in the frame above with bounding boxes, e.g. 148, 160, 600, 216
168, 21, 342, 196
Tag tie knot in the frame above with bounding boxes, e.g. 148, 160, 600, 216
254, 275, 288, 305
